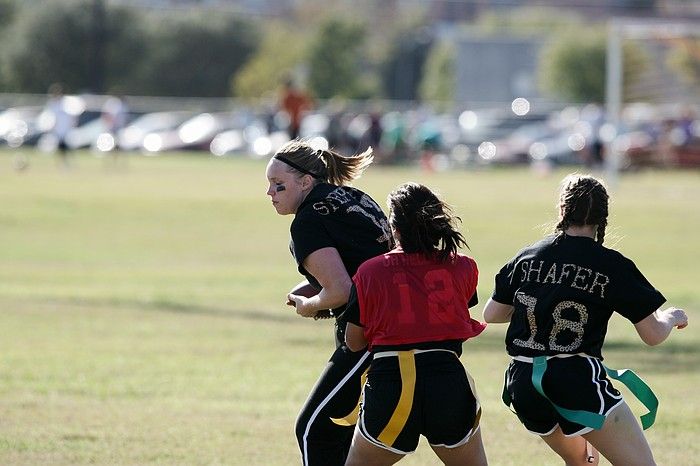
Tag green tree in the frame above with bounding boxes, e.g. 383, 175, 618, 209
1, 0, 146, 94
418, 40, 455, 107
0, 0, 17, 89
0, 0, 15, 29
307, 19, 372, 99
239, 2, 436, 102
232, 22, 308, 100
539, 30, 648, 103
129, 13, 258, 97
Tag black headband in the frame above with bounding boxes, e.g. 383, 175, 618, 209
274, 154, 323, 179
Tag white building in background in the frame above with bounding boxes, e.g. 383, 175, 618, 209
454, 34, 545, 109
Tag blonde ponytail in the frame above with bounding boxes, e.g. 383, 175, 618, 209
320, 147, 374, 186
273, 140, 375, 186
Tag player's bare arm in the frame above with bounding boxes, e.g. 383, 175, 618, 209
483, 298, 515, 323
288, 247, 352, 318
634, 307, 689, 346
344, 323, 367, 352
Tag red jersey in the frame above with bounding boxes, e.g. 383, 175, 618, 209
353, 249, 485, 350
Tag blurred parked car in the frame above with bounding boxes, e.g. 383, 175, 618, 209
210, 113, 289, 158
483, 121, 559, 164
113, 111, 194, 152
0, 106, 44, 147
66, 111, 141, 150
527, 130, 587, 166
300, 112, 330, 140
457, 108, 548, 154
617, 118, 700, 169
142, 111, 261, 154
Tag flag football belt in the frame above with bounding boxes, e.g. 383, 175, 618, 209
502, 355, 658, 431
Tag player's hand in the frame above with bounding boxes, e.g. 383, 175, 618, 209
287, 293, 318, 318
665, 307, 688, 329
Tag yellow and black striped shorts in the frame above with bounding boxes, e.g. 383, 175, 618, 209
358, 349, 481, 454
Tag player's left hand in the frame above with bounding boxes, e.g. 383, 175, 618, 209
287, 294, 318, 318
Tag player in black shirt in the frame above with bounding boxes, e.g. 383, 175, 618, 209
265, 140, 392, 466
483, 174, 688, 466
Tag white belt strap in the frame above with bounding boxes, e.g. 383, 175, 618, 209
511, 352, 591, 363
374, 348, 457, 359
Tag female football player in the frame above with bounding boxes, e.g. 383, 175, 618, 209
483, 173, 688, 466
265, 140, 392, 466
344, 182, 488, 466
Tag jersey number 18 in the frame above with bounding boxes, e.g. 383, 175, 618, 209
513, 291, 589, 353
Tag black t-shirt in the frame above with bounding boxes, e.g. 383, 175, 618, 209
290, 182, 393, 302
492, 234, 665, 359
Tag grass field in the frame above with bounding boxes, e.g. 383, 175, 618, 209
0, 150, 698, 465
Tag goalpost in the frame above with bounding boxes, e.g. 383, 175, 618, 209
605, 18, 700, 186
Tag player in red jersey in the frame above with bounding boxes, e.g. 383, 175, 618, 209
343, 182, 488, 466
279, 78, 312, 140
483, 174, 688, 466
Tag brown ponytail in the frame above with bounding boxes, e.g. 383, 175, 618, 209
555, 174, 609, 244
388, 182, 468, 262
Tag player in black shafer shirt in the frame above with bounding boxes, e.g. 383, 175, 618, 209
483, 174, 688, 466
265, 140, 392, 466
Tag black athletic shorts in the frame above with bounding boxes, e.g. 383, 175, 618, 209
357, 349, 481, 454
504, 355, 624, 437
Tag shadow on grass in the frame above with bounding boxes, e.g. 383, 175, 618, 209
147, 299, 299, 324
285, 336, 333, 348
39, 296, 700, 375
53, 296, 299, 324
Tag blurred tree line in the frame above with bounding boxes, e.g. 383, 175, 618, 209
0, 0, 257, 97
0, 0, 696, 104
0, 0, 433, 100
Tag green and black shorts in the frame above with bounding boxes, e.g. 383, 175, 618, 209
504, 354, 624, 437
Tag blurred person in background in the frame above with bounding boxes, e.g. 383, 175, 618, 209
45, 83, 76, 168
325, 99, 350, 154
483, 173, 688, 466
265, 140, 392, 466
587, 105, 606, 168
416, 117, 442, 172
101, 94, 130, 167
381, 112, 409, 165
101, 94, 129, 146
677, 106, 696, 146
657, 119, 677, 166
358, 110, 384, 161
280, 78, 313, 140
343, 182, 488, 466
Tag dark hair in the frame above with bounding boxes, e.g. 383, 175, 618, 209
273, 140, 373, 186
388, 182, 467, 262
555, 174, 609, 244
